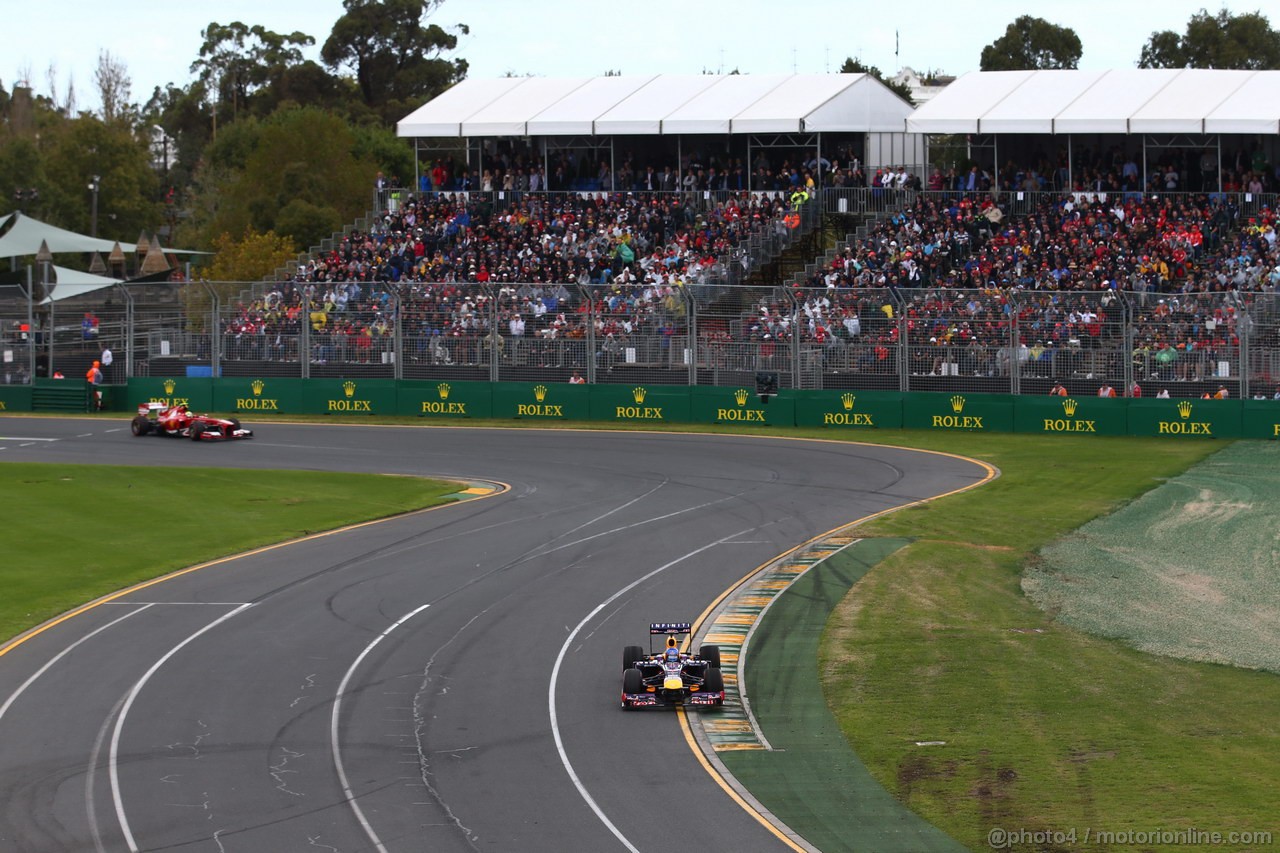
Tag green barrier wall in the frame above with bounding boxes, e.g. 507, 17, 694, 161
492, 381, 590, 420
213, 377, 309, 415
126, 377, 215, 412
1243, 400, 1280, 440
305, 378, 398, 415
1013, 395, 1128, 436
1127, 398, 1241, 439
0, 385, 33, 412
114, 378, 1276, 441
903, 391, 1014, 433
794, 390, 903, 429
398, 379, 493, 419
589, 383, 693, 424
691, 386, 795, 426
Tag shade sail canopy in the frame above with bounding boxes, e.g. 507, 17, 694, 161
399, 73, 915, 138
0, 212, 137, 258
909, 69, 1280, 136
40, 265, 123, 303
0, 212, 209, 259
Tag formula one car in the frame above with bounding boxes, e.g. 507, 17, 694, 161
130, 402, 253, 441
621, 622, 724, 710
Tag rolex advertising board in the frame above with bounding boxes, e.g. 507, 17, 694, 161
212, 378, 306, 414
399, 380, 492, 418
903, 392, 1013, 432
793, 390, 903, 429
589, 384, 692, 424
126, 377, 214, 412
1014, 395, 1127, 436
691, 386, 793, 426
1243, 399, 1280, 440
1127, 398, 1240, 438
492, 381, 590, 420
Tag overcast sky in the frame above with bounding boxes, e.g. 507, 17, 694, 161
5, 1, 1268, 113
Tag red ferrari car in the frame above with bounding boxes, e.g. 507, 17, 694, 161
131, 403, 253, 440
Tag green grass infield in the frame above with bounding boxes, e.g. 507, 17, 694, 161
823, 434, 1280, 851
0, 463, 456, 642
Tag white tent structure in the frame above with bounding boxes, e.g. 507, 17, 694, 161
400, 72, 914, 137
907, 69, 1280, 135
906, 69, 1280, 191
398, 73, 921, 184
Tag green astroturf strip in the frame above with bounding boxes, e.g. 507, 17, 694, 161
722, 539, 965, 853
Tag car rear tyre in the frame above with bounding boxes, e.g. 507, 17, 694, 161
623, 645, 645, 671
130, 415, 151, 436
190, 422, 206, 441
699, 644, 721, 668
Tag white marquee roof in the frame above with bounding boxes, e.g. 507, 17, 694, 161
908, 69, 1280, 136
398, 73, 915, 138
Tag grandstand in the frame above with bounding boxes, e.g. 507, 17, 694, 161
3, 70, 1278, 400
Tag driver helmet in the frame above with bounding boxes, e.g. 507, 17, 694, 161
664, 637, 681, 661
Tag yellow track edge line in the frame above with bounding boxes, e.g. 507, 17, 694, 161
0, 479, 512, 660
676, 449, 999, 852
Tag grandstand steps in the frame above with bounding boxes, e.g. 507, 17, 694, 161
784, 208, 895, 289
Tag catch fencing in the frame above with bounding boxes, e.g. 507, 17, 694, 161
0, 282, 1254, 401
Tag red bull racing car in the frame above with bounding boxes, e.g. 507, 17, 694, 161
130, 402, 253, 441
621, 622, 724, 710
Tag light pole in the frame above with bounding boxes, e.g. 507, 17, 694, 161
13, 187, 38, 213
88, 175, 101, 238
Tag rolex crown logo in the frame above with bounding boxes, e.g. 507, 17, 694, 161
437, 382, 451, 400
1063, 398, 1078, 417
1177, 400, 1193, 419
734, 388, 750, 406
950, 395, 966, 413
534, 384, 548, 403
251, 379, 265, 397
632, 387, 647, 404
841, 393, 856, 411
343, 381, 357, 398
163, 379, 176, 395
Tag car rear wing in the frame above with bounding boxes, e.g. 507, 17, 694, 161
650, 622, 691, 635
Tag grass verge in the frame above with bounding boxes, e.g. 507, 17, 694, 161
0, 463, 456, 642
822, 435, 1280, 851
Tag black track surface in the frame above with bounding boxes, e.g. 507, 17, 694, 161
0, 418, 988, 852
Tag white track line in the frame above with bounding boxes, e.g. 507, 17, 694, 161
331, 603, 432, 853
109, 603, 254, 852
549, 528, 752, 853
0, 603, 154, 726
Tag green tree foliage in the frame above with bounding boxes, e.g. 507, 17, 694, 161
201, 228, 297, 282
839, 57, 914, 104
42, 118, 161, 241
199, 107, 378, 251
1139, 8, 1280, 69
191, 22, 316, 122
321, 0, 469, 121
980, 15, 1082, 70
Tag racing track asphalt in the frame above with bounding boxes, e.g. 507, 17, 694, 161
0, 417, 990, 853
